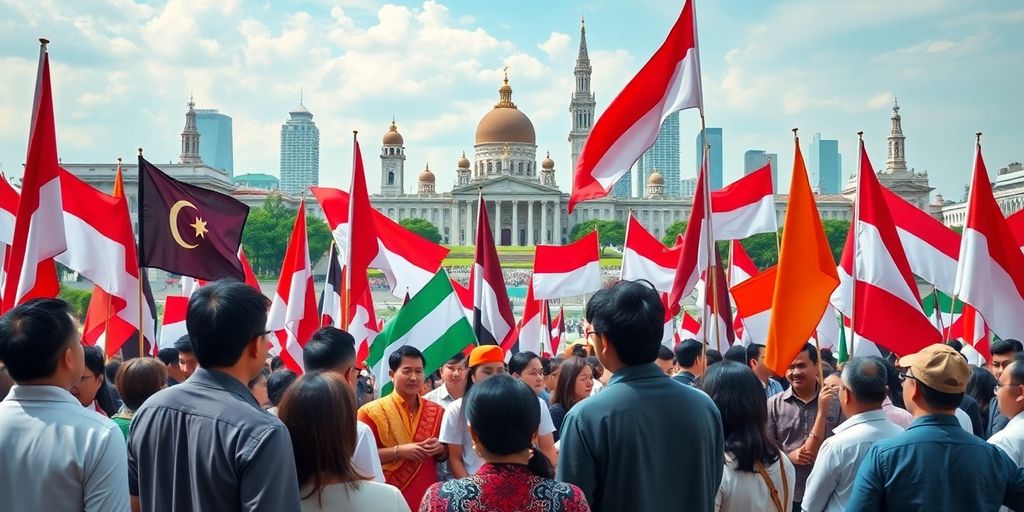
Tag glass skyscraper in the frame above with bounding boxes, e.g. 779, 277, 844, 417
195, 109, 233, 176
279, 102, 320, 195
744, 149, 779, 192
612, 170, 631, 198
695, 127, 723, 191
635, 111, 681, 197
810, 133, 841, 194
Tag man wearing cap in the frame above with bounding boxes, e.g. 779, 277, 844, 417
846, 344, 1024, 511
439, 345, 558, 478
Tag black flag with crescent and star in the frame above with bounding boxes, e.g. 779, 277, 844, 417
139, 155, 249, 281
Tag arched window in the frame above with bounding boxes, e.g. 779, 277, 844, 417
487, 162, 493, 174
387, 172, 395, 185
518, 162, 524, 174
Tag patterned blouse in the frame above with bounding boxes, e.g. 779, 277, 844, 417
419, 463, 590, 512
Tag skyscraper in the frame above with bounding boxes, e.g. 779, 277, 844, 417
279, 100, 320, 195
195, 109, 233, 176
680, 177, 697, 198
810, 133, 841, 194
611, 171, 631, 198
568, 18, 595, 183
695, 127, 723, 191
636, 111, 681, 197
744, 149, 779, 191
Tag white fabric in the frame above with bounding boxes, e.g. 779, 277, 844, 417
299, 481, 410, 512
354, 421, 385, 483
955, 408, 973, 433
422, 384, 457, 408
801, 410, 904, 512
621, 246, 676, 294
956, 229, 1024, 340
439, 396, 555, 476
0, 385, 129, 511
989, 412, 1024, 467
533, 261, 602, 300
716, 450, 795, 512
712, 194, 777, 241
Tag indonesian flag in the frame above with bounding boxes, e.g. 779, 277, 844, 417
954, 142, 1024, 340
550, 305, 566, 355
569, 0, 701, 210
831, 142, 940, 357
960, 303, 991, 363
660, 293, 676, 348
533, 230, 602, 300
267, 203, 319, 373
1009, 210, 1024, 251
516, 280, 546, 355
621, 212, 683, 293
711, 164, 777, 241
667, 160, 710, 313
676, 310, 701, 344
59, 168, 155, 356
731, 266, 776, 346
472, 193, 517, 351
318, 244, 342, 328
694, 251, 735, 351
0, 178, 20, 299
2, 43, 64, 312
159, 295, 189, 351
729, 240, 759, 343
350, 282, 380, 368
883, 188, 961, 295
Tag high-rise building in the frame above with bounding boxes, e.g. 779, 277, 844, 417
680, 176, 697, 198
810, 133, 841, 194
568, 18, 595, 182
744, 150, 779, 191
611, 171, 631, 198
637, 112, 681, 197
195, 109, 233, 176
279, 100, 320, 195
695, 127, 723, 191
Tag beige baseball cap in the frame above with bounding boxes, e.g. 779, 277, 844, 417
897, 344, 970, 394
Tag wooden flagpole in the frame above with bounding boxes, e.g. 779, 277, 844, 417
137, 148, 145, 357
849, 132, 865, 360
342, 132, 356, 329
699, 113, 721, 356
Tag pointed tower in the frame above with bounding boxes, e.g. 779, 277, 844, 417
568, 17, 596, 175
380, 119, 406, 196
180, 95, 202, 165
885, 99, 908, 174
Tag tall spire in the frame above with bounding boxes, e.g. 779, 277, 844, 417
569, 17, 596, 174
180, 95, 202, 165
886, 98, 907, 174
577, 17, 590, 64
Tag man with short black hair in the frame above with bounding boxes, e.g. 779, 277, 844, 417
423, 351, 468, 407
673, 339, 705, 386
989, 339, 1024, 437
128, 281, 300, 511
655, 345, 675, 375
0, 299, 129, 511
746, 343, 784, 398
557, 280, 724, 512
847, 344, 1024, 510
172, 335, 198, 379
156, 347, 185, 386
803, 357, 904, 512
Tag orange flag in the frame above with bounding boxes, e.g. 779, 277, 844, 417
764, 135, 840, 376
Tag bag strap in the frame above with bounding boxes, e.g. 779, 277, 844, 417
755, 460, 787, 512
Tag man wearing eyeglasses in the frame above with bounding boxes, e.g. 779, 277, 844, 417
846, 344, 1024, 511
989, 357, 1024, 469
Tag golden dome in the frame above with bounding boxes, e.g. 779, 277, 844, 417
648, 171, 664, 185
418, 164, 435, 183
382, 120, 404, 146
474, 76, 536, 145
542, 152, 555, 169
457, 152, 471, 169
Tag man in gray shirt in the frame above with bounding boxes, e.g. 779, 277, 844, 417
128, 281, 300, 511
557, 281, 725, 512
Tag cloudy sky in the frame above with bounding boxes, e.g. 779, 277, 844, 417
0, 0, 1021, 201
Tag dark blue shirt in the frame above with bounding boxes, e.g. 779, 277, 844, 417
672, 370, 696, 387
846, 414, 1024, 511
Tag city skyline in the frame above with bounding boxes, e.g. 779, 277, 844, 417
0, 1, 1021, 202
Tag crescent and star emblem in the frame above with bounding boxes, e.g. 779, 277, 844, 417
169, 200, 209, 250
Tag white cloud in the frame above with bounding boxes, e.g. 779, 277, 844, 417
538, 32, 571, 59
866, 92, 895, 110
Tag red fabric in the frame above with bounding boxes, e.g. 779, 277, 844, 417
420, 463, 589, 512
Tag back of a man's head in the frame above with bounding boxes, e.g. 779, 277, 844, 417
303, 327, 356, 373
723, 345, 746, 364
675, 339, 704, 369
186, 280, 271, 369
585, 280, 663, 367
0, 299, 78, 383
842, 357, 888, 406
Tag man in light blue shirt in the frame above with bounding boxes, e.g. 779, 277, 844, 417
746, 343, 784, 398
0, 299, 129, 512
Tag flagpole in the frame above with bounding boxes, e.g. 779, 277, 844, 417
945, 294, 958, 342
849, 132, 865, 360
137, 148, 145, 358
343, 132, 357, 329
931, 287, 946, 335
791, 128, 826, 384
699, 112, 721, 355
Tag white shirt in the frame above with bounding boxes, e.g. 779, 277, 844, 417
423, 383, 458, 408
0, 385, 130, 511
801, 409, 904, 512
439, 395, 555, 476
300, 481, 410, 512
354, 421, 386, 483
990, 412, 1024, 466
717, 450, 796, 512
955, 407, 973, 433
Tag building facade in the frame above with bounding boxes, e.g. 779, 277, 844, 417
195, 109, 233, 176
939, 161, 1024, 226
279, 101, 320, 195
695, 127, 723, 191
810, 133, 841, 194
636, 112, 681, 197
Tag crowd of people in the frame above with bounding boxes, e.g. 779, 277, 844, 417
2, 279, 1024, 511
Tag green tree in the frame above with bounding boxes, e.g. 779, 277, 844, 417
569, 219, 626, 248
241, 194, 333, 277
399, 218, 442, 243
821, 219, 851, 264
59, 286, 92, 321
662, 221, 687, 247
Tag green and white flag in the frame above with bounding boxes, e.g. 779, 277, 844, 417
367, 268, 476, 396
920, 289, 964, 333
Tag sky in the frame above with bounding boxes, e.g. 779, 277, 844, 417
0, 0, 1021, 202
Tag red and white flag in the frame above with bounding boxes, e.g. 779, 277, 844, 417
350, 284, 379, 368
668, 161, 711, 313
159, 295, 189, 351
550, 305, 566, 355
569, 0, 701, 210
731, 265, 776, 346
318, 244, 343, 328
516, 280, 546, 355
621, 213, 683, 293
729, 240, 759, 342
1008, 210, 1024, 251
954, 142, 1024, 340
0, 178, 20, 299
694, 251, 736, 351
676, 310, 702, 344
533, 230, 602, 300
711, 165, 777, 240
2, 43, 65, 311
472, 193, 517, 351
267, 203, 319, 373
883, 188, 961, 295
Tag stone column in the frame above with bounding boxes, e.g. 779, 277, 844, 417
540, 201, 548, 244
527, 200, 535, 245
450, 204, 457, 244
466, 200, 474, 245
553, 199, 562, 244
494, 200, 502, 245
511, 200, 519, 246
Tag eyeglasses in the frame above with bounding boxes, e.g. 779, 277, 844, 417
78, 373, 99, 384
584, 329, 600, 338
898, 368, 917, 384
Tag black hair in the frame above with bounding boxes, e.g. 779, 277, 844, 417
549, 356, 565, 375
0, 298, 78, 382
104, 360, 122, 384
657, 345, 674, 361
540, 357, 552, 376
270, 356, 285, 372
842, 357, 887, 404
445, 352, 467, 364
871, 356, 905, 409
509, 351, 540, 376
464, 374, 552, 478
186, 280, 271, 368
675, 339, 704, 368
1008, 358, 1024, 388
570, 344, 588, 358
945, 340, 964, 353
699, 361, 779, 472
706, 349, 723, 367
723, 345, 746, 364
967, 366, 998, 418
798, 342, 819, 365
173, 335, 193, 354
586, 356, 603, 381
745, 343, 765, 369
388, 345, 426, 372
267, 369, 299, 406
83, 345, 118, 417
918, 380, 964, 410
303, 327, 356, 373
820, 348, 837, 370
156, 347, 179, 366
585, 280, 663, 366
991, 339, 1023, 356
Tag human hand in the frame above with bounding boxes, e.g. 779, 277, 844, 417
397, 443, 430, 461
419, 437, 444, 456
819, 384, 838, 410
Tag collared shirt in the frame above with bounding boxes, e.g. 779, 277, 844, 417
128, 368, 301, 511
990, 412, 1024, 467
355, 421, 386, 483
0, 385, 130, 512
801, 409, 904, 512
847, 414, 1024, 511
991, 396, 1011, 437
673, 370, 697, 387
765, 378, 784, 398
440, 395, 555, 476
881, 397, 913, 429
557, 363, 724, 512
766, 385, 842, 503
